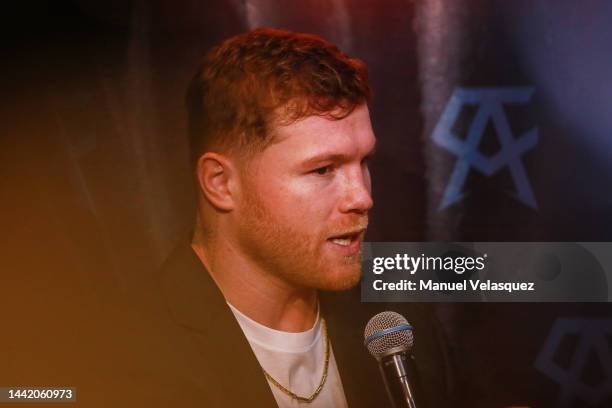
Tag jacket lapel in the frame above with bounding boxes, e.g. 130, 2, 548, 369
321, 289, 391, 408
159, 240, 397, 407
158, 241, 277, 406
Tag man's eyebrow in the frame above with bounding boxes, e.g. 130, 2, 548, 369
301, 153, 350, 167
301, 140, 377, 167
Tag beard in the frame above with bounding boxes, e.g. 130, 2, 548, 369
235, 187, 367, 292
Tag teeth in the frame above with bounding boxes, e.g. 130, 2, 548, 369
332, 238, 351, 246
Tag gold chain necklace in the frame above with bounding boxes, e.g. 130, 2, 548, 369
261, 318, 330, 403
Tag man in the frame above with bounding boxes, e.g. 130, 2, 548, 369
157, 27, 450, 407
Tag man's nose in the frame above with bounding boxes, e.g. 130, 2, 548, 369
338, 167, 373, 214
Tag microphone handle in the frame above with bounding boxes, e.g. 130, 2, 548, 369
379, 352, 420, 408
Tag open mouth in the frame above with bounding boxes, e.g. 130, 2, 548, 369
328, 229, 365, 247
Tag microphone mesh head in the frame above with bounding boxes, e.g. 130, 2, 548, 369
364, 311, 414, 359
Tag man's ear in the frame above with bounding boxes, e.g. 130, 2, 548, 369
195, 152, 237, 211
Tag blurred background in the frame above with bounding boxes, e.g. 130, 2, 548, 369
2, 1, 612, 407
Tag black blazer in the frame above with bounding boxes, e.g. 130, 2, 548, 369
153, 240, 453, 407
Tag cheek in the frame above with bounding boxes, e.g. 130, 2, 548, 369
292, 180, 341, 216
265, 184, 338, 234
269, 187, 325, 220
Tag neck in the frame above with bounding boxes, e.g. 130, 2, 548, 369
191, 227, 318, 333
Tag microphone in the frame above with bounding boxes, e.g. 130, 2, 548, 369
364, 311, 421, 408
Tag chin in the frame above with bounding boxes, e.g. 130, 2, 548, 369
314, 264, 362, 292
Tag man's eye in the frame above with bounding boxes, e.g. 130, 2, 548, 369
313, 165, 333, 175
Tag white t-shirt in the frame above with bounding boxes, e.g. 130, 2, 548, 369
227, 303, 348, 408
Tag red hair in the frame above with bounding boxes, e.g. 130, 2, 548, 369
186, 27, 371, 164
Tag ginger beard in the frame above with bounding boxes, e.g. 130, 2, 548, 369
236, 180, 367, 292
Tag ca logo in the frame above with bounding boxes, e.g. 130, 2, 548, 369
535, 318, 612, 407
432, 87, 538, 210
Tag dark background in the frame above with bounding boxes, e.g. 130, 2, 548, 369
2, 1, 612, 407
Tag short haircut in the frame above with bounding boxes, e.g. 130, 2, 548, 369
186, 27, 371, 166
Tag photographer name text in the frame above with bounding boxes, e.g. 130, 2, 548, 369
372, 279, 535, 293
